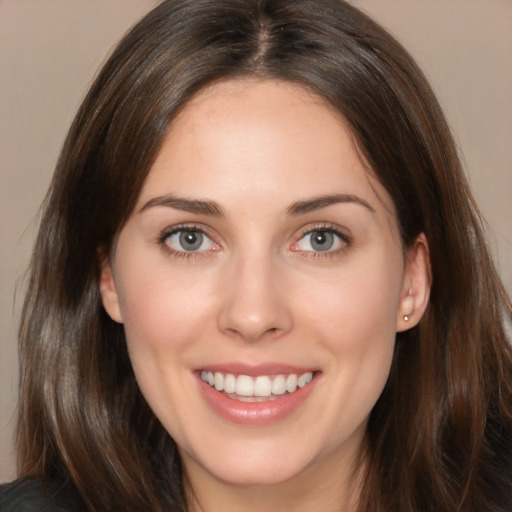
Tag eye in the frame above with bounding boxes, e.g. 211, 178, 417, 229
164, 228, 216, 253
293, 228, 347, 253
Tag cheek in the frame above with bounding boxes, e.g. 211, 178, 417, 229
297, 252, 403, 341
114, 261, 220, 442
293, 253, 402, 416
117, 262, 218, 357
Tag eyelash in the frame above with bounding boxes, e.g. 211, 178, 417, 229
156, 224, 217, 260
291, 223, 352, 259
156, 223, 352, 260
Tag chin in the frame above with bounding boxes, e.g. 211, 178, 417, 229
180, 436, 320, 488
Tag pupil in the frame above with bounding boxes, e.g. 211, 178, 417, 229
311, 231, 334, 251
180, 231, 203, 251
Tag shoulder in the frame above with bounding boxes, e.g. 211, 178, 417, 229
0, 478, 86, 512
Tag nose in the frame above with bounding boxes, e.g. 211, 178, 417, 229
217, 252, 293, 343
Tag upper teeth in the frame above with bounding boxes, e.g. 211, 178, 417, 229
200, 371, 314, 397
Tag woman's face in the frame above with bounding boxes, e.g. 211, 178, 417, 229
101, 80, 429, 490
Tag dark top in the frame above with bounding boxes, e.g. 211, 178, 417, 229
0, 478, 85, 512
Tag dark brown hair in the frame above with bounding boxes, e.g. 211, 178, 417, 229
17, 1, 512, 510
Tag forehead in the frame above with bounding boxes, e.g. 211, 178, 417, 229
137, 79, 396, 220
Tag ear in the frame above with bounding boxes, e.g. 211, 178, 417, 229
99, 250, 124, 324
396, 233, 431, 332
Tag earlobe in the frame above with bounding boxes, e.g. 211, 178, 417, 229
99, 253, 124, 324
396, 233, 431, 332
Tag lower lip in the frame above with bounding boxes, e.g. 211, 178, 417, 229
197, 374, 318, 425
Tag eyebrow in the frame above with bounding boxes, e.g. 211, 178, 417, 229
138, 192, 374, 217
285, 194, 375, 216
138, 194, 225, 216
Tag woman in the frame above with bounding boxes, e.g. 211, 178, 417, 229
1, 0, 511, 510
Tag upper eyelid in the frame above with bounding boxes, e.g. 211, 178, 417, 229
160, 223, 215, 237
295, 223, 351, 239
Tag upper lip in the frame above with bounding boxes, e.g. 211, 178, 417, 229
194, 362, 318, 376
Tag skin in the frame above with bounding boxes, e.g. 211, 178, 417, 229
100, 79, 430, 512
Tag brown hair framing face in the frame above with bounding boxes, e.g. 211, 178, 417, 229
16, 0, 512, 510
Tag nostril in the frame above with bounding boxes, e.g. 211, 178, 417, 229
216, 281, 293, 342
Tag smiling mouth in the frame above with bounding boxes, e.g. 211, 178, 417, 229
200, 371, 315, 402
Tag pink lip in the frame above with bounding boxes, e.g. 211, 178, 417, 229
196, 369, 319, 426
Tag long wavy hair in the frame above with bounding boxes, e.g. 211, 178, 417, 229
17, 1, 512, 510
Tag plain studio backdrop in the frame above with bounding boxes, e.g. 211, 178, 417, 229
0, 0, 511, 482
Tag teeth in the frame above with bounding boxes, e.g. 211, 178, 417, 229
298, 372, 313, 388
271, 375, 286, 395
200, 370, 314, 398
254, 376, 272, 397
286, 374, 298, 393
224, 373, 236, 393
214, 372, 224, 391
236, 375, 254, 396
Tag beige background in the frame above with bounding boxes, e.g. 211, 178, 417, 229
1, 0, 511, 482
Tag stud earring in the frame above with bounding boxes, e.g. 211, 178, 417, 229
403, 315, 410, 321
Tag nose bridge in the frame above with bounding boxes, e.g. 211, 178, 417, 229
217, 245, 292, 342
